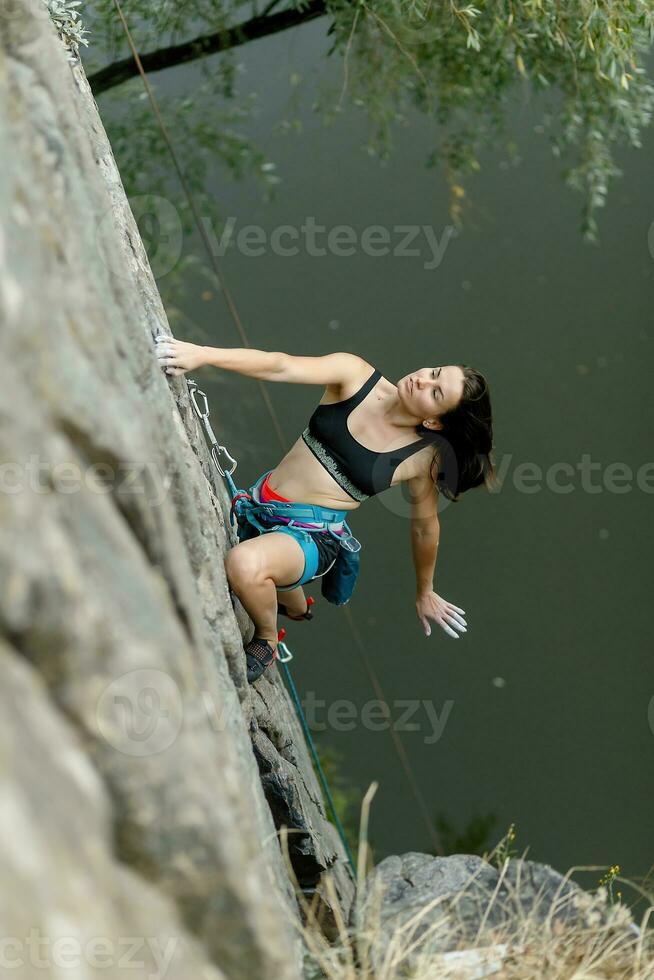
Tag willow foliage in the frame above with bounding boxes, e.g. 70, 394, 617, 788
322, 0, 654, 239
82, 0, 654, 255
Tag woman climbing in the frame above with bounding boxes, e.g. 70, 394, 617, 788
155, 337, 495, 683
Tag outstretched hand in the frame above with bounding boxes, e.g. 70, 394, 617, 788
416, 591, 467, 639
154, 334, 206, 376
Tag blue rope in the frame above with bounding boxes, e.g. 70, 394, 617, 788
185, 384, 356, 877
279, 659, 357, 878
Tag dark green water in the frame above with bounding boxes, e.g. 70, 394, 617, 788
87, 17, 654, 889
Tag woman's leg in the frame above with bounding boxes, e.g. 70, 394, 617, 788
276, 584, 308, 616
225, 531, 307, 649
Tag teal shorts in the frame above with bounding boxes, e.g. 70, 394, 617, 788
272, 525, 342, 591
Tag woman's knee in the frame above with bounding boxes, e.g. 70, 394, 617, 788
225, 532, 306, 588
224, 542, 260, 585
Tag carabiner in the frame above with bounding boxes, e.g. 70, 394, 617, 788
276, 640, 294, 663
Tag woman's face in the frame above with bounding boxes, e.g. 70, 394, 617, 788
397, 365, 466, 427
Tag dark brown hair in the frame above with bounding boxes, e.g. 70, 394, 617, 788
416, 365, 497, 503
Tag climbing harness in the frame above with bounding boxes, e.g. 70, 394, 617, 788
188, 381, 361, 599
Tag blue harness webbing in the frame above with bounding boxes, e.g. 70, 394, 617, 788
229, 469, 361, 551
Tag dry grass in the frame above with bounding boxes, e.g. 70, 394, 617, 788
277, 784, 654, 980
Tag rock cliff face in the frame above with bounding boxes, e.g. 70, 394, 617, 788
0, 3, 353, 978
3, 7, 637, 979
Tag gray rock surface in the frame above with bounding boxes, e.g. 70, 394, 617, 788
0, 2, 351, 977
250, 670, 355, 935
0, 7, 642, 980
352, 851, 633, 973
0, 640, 226, 980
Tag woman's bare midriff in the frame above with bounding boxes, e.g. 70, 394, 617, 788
266, 373, 435, 509
267, 437, 362, 510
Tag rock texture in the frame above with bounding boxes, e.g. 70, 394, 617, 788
0, 641, 226, 980
0, 2, 352, 977
249, 670, 355, 935
352, 851, 635, 973
0, 7, 644, 980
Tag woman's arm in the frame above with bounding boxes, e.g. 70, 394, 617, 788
202, 345, 283, 380
411, 524, 440, 596
407, 472, 467, 638
155, 335, 367, 386
154, 335, 283, 379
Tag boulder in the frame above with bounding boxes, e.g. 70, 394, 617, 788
352, 851, 636, 974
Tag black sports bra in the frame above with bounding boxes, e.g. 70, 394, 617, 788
301, 367, 426, 502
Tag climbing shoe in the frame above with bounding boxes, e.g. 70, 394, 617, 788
277, 594, 315, 621
245, 636, 278, 684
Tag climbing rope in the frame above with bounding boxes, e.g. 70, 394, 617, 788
278, 639, 357, 875
110, 0, 444, 857
188, 379, 356, 874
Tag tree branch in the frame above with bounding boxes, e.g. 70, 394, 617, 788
88, 0, 329, 95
